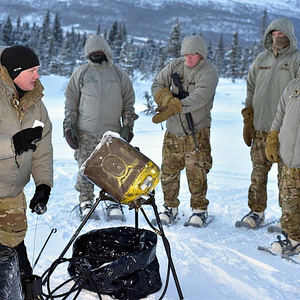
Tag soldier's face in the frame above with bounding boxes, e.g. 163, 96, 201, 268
14, 66, 40, 91
184, 54, 202, 68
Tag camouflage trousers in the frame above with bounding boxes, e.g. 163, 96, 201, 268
161, 128, 212, 210
0, 191, 27, 248
74, 131, 102, 203
280, 164, 300, 241
248, 131, 283, 212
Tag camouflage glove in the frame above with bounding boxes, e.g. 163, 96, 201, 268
241, 106, 255, 147
265, 130, 281, 163
13, 127, 43, 155
63, 121, 79, 150
152, 98, 182, 124
154, 87, 174, 106
120, 125, 134, 143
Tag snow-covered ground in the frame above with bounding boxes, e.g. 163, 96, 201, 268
22, 74, 300, 300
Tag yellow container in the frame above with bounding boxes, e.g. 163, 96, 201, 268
82, 132, 160, 204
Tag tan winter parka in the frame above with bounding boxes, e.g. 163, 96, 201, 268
0, 65, 53, 198
246, 17, 300, 133
271, 77, 300, 168
151, 38, 219, 137
64, 35, 136, 139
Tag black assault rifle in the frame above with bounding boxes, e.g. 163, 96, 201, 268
170, 72, 199, 151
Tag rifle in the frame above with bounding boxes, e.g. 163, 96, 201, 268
170, 72, 199, 151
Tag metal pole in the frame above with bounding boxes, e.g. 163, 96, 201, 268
33, 228, 57, 269
150, 195, 184, 300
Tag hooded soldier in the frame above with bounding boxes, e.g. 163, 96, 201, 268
64, 34, 138, 220
151, 34, 219, 227
239, 17, 300, 228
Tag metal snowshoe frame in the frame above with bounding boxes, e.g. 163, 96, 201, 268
41, 189, 184, 300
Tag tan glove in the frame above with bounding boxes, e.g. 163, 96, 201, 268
152, 98, 182, 124
154, 87, 174, 106
242, 106, 255, 147
265, 130, 281, 163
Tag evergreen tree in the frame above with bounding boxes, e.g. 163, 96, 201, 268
37, 10, 52, 73
2, 16, 14, 45
107, 21, 118, 45
19, 22, 31, 45
228, 32, 240, 82
166, 18, 181, 60
260, 8, 268, 51
119, 37, 136, 78
13, 17, 22, 44
207, 39, 213, 61
215, 34, 225, 77
240, 47, 250, 79
28, 22, 40, 51
156, 42, 167, 74
142, 91, 156, 115
140, 38, 159, 80
114, 23, 127, 62
0, 24, 4, 45
51, 13, 63, 57
96, 25, 101, 35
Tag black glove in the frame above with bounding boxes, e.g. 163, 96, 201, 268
13, 127, 43, 155
29, 184, 51, 214
64, 123, 79, 150
120, 125, 133, 143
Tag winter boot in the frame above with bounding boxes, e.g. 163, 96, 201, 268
104, 201, 125, 221
271, 233, 300, 255
79, 200, 93, 218
241, 211, 264, 228
154, 205, 178, 226
185, 209, 208, 227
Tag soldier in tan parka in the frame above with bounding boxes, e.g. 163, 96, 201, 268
265, 77, 300, 256
240, 17, 300, 228
0, 45, 53, 278
151, 35, 219, 227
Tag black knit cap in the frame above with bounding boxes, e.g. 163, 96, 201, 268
1, 45, 39, 79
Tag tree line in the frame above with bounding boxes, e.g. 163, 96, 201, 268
0, 10, 268, 82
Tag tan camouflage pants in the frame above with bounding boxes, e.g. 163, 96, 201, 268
74, 131, 102, 203
280, 164, 300, 241
161, 128, 212, 210
248, 131, 283, 212
0, 191, 27, 248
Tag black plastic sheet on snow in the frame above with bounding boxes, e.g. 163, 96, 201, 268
68, 226, 162, 299
0, 244, 23, 300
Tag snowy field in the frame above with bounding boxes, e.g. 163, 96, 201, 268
22, 74, 300, 300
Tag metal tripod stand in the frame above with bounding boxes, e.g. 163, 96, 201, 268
41, 189, 184, 299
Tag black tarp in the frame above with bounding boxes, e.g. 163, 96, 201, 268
68, 226, 162, 299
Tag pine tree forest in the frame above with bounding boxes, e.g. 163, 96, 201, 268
0, 10, 268, 82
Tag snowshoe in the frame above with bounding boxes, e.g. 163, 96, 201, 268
257, 245, 300, 264
151, 205, 178, 226
184, 210, 211, 228
267, 224, 283, 234
271, 231, 300, 255
77, 200, 100, 221
235, 211, 264, 229
104, 201, 125, 222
